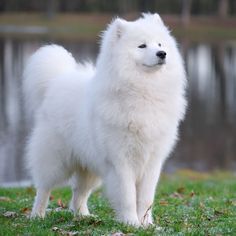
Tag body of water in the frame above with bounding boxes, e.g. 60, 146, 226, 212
0, 35, 236, 185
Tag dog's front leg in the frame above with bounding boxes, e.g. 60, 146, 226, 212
136, 159, 163, 227
103, 165, 140, 226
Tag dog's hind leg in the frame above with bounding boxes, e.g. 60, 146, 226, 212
31, 189, 50, 218
70, 168, 100, 216
27, 125, 71, 218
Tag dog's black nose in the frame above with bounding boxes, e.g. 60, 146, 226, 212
156, 51, 166, 59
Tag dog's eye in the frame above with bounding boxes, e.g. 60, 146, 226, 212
138, 44, 147, 49
158, 43, 161, 47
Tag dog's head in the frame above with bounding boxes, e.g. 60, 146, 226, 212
98, 13, 180, 76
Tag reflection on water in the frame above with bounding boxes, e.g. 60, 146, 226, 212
174, 41, 236, 171
0, 36, 235, 185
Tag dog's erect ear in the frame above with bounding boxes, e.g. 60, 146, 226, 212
153, 13, 164, 25
112, 18, 128, 39
142, 13, 164, 26
100, 18, 128, 47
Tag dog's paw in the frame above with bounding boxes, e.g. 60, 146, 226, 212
140, 211, 153, 227
30, 210, 45, 219
117, 216, 140, 227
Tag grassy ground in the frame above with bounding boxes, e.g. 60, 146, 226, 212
0, 171, 235, 235
1, 13, 236, 41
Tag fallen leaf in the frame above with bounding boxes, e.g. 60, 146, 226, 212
52, 226, 79, 235
3, 211, 17, 218
159, 200, 168, 206
189, 191, 195, 197
214, 210, 224, 216
170, 192, 183, 199
0, 196, 11, 202
21, 207, 31, 215
57, 198, 66, 208
177, 187, 185, 194
49, 195, 54, 201
26, 187, 35, 195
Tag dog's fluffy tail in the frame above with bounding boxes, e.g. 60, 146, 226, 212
23, 44, 77, 116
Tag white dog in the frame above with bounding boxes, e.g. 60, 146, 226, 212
23, 13, 187, 226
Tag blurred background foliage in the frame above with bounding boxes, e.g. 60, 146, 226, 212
0, 0, 235, 17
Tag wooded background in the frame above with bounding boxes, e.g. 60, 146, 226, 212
0, 0, 234, 18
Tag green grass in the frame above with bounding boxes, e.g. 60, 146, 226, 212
0, 171, 235, 235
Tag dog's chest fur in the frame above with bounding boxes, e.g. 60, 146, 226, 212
97, 86, 180, 143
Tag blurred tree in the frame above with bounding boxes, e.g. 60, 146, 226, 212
181, 0, 192, 27
117, 0, 134, 14
0, 0, 235, 16
218, 0, 228, 18
117, 0, 127, 14
214, 43, 226, 121
138, 0, 156, 12
46, 0, 58, 19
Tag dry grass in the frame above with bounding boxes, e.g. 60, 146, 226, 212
0, 13, 236, 41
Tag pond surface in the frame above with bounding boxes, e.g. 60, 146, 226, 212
0, 36, 236, 185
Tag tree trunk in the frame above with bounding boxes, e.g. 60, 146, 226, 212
46, 0, 57, 20
218, 0, 228, 18
181, 0, 192, 27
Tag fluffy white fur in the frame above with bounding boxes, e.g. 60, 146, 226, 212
23, 13, 187, 226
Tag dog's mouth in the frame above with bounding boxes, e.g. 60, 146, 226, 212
143, 60, 166, 68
